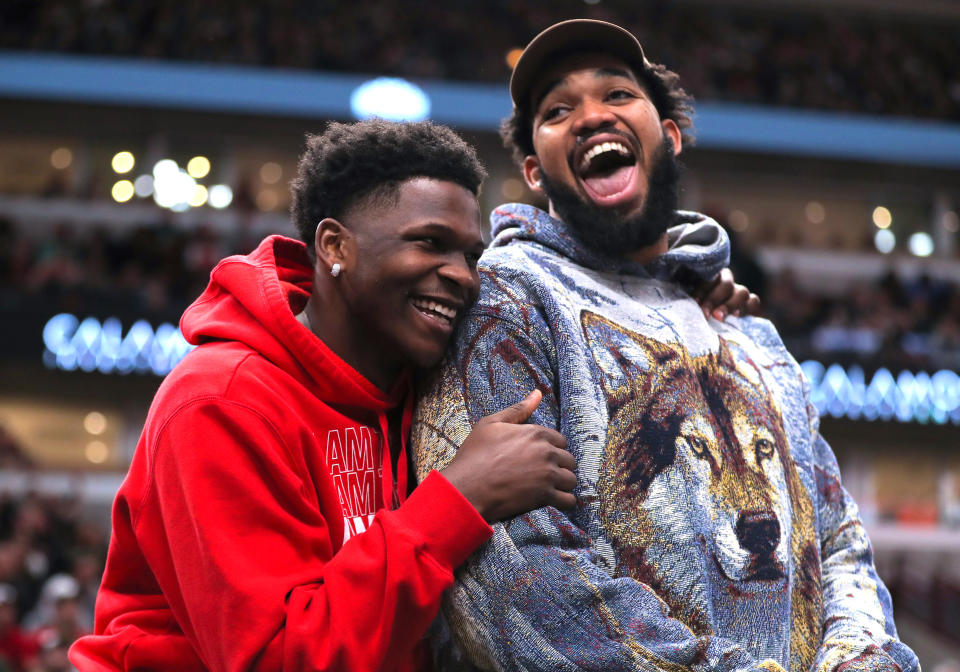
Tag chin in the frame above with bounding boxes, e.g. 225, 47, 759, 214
403, 344, 448, 370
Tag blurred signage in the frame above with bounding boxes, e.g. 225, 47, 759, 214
36, 312, 960, 427
801, 360, 960, 426
42, 313, 194, 376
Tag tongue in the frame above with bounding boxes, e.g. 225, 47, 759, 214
584, 165, 633, 198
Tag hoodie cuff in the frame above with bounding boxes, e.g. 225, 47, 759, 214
397, 470, 492, 570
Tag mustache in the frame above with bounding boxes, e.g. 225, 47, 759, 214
542, 135, 681, 258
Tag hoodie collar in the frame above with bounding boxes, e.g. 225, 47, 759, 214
489, 202, 730, 283
180, 235, 408, 411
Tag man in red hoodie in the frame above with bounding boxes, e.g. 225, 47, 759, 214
69, 120, 582, 671
70, 119, 754, 671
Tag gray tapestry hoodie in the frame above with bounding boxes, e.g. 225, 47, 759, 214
412, 203, 918, 672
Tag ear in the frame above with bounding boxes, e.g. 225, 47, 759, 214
580, 310, 686, 392
662, 119, 682, 156
315, 217, 352, 274
522, 155, 545, 194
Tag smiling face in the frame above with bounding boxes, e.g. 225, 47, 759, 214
336, 177, 484, 378
522, 53, 682, 256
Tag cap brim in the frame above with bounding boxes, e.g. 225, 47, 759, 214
509, 19, 648, 112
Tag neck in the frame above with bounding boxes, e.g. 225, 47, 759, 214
626, 232, 669, 264
298, 294, 401, 392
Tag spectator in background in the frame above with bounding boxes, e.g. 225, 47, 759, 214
0, 489, 106, 672
23, 575, 90, 639
1, 0, 957, 121
0, 584, 39, 672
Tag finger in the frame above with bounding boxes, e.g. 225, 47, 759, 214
700, 269, 735, 317
484, 389, 542, 424
746, 293, 762, 316
528, 426, 567, 449
553, 466, 577, 491
692, 273, 719, 302
551, 447, 576, 471
548, 490, 578, 510
720, 284, 751, 318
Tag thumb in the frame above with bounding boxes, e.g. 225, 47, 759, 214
485, 389, 542, 424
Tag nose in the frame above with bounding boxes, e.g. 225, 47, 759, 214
437, 253, 479, 298
735, 511, 780, 556
571, 97, 617, 136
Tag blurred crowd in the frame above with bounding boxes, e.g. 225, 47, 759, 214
0, 217, 262, 325
878, 550, 960, 647
1, 0, 958, 122
764, 268, 960, 372
0, 490, 106, 672
3, 214, 959, 372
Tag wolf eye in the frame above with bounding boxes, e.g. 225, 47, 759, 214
688, 435, 709, 458
755, 438, 775, 460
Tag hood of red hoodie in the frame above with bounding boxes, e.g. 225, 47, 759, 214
180, 235, 406, 411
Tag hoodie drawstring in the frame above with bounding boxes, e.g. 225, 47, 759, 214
378, 388, 412, 510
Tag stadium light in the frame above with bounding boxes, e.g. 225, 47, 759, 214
350, 77, 430, 122
133, 175, 154, 197
154, 168, 197, 211
805, 201, 825, 224
84, 411, 107, 435
874, 229, 895, 254
112, 151, 135, 174
908, 232, 934, 257
187, 156, 211, 179
189, 184, 209, 207
260, 162, 282, 184
111, 180, 134, 203
872, 206, 892, 229
86, 441, 109, 464
50, 147, 72, 170
208, 184, 233, 209
728, 210, 749, 232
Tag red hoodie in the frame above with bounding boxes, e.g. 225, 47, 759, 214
69, 236, 492, 671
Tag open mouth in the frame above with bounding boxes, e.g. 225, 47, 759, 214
576, 139, 638, 205
410, 296, 458, 327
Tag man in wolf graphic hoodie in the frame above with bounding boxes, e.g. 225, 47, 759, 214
412, 20, 919, 672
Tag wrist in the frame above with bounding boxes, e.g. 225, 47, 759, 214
439, 465, 487, 519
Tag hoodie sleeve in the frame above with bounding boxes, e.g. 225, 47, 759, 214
106, 398, 491, 672
412, 308, 790, 672
799, 381, 920, 672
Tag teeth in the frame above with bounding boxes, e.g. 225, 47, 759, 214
579, 141, 632, 172
412, 298, 457, 321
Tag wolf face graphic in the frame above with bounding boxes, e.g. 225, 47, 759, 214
582, 311, 821, 669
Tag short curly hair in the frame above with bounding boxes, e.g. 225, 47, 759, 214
501, 59, 695, 165
290, 119, 487, 249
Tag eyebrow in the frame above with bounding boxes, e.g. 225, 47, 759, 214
533, 66, 638, 112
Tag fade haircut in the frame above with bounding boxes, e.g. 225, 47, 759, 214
500, 59, 695, 165
290, 119, 487, 250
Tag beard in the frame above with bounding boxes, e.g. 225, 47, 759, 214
538, 135, 681, 258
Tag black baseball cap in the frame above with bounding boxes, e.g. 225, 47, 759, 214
509, 19, 651, 112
